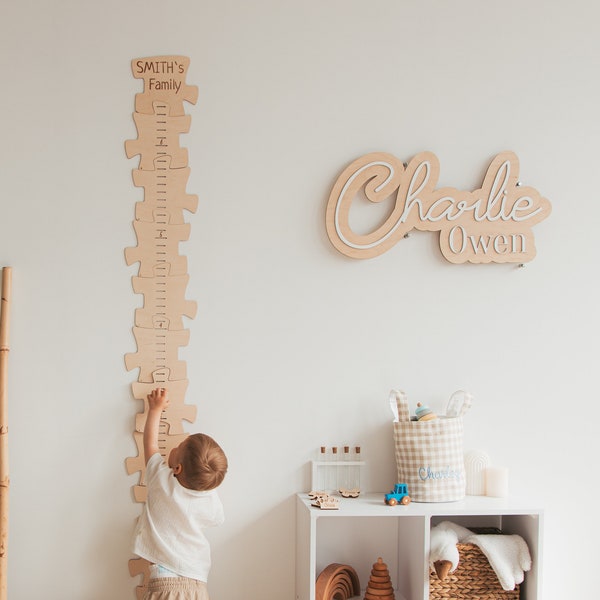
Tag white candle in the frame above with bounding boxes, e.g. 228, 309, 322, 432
485, 466, 509, 497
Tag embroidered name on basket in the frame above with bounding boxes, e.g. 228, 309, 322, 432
419, 466, 462, 481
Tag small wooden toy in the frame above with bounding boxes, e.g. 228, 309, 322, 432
309, 492, 339, 510
308, 491, 328, 500
384, 483, 411, 506
364, 557, 395, 600
415, 402, 437, 421
433, 559, 453, 581
315, 563, 360, 600
339, 487, 360, 498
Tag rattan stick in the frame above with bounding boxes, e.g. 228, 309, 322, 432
0, 267, 12, 600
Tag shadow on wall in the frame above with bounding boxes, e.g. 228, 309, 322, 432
85, 474, 143, 600
210, 495, 297, 599
363, 420, 398, 493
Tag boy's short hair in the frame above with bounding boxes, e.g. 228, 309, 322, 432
181, 433, 228, 491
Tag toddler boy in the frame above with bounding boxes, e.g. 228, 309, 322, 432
132, 388, 228, 600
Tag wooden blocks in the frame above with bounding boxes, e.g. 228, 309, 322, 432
125, 55, 198, 597
315, 563, 360, 600
364, 557, 395, 600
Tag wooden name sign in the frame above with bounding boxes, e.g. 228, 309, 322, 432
326, 151, 551, 264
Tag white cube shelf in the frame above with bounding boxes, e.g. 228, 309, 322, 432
296, 493, 543, 600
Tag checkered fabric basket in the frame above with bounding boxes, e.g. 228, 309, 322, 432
390, 390, 471, 502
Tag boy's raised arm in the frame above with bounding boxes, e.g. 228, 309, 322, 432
144, 388, 169, 465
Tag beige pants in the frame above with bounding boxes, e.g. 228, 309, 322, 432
144, 577, 209, 600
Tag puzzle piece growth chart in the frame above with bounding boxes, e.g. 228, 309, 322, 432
124, 56, 199, 599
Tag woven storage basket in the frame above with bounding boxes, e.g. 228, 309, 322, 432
429, 543, 520, 600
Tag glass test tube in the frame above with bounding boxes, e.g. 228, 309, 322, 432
329, 446, 338, 492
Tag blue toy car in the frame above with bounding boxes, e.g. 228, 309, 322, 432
385, 483, 411, 506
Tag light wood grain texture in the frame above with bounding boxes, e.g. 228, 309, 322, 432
126, 56, 198, 597
326, 151, 551, 264
0, 267, 12, 600
131, 56, 198, 116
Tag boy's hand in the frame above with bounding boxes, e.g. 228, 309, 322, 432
147, 387, 169, 412
144, 388, 169, 464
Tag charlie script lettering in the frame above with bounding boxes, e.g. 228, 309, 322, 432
325, 151, 551, 264
418, 465, 462, 481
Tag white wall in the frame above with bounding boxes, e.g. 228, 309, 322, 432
1, 1, 598, 598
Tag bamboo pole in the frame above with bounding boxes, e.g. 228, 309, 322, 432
0, 267, 12, 600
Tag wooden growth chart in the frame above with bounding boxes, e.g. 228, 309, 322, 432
124, 56, 199, 598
